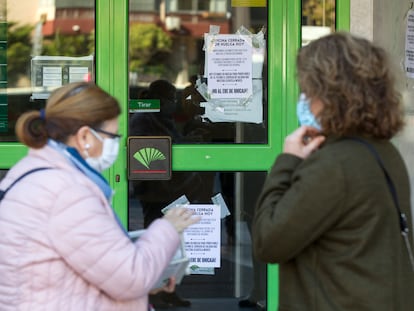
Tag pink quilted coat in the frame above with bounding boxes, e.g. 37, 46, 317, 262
0, 145, 180, 310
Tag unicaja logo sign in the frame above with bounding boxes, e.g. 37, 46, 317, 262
133, 147, 166, 169
128, 136, 171, 180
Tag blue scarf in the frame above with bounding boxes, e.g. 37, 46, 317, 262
48, 139, 114, 201
48, 140, 128, 235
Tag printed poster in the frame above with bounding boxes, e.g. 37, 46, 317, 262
405, 9, 414, 78
206, 34, 252, 99
184, 204, 221, 268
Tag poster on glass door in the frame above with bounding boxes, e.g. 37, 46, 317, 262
197, 25, 265, 124
206, 34, 252, 99
184, 204, 221, 269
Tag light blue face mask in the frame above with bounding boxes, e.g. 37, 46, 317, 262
296, 93, 321, 130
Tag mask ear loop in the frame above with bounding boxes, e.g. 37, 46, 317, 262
89, 128, 104, 142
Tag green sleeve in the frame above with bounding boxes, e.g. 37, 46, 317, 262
252, 151, 346, 263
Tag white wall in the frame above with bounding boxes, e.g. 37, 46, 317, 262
350, 0, 373, 40
8, 0, 38, 25
351, 0, 414, 230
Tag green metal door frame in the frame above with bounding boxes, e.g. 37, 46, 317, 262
96, 0, 129, 226
0, 1, 350, 310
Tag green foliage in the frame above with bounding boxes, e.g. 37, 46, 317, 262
42, 30, 94, 56
6, 21, 172, 86
302, 0, 335, 28
6, 21, 95, 87
129, 23, 172, 80
6, 22, 33, 86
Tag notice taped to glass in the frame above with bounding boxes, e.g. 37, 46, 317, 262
206, 34, 252, 99
406, 10, 414, 78
184, 204, 221, 268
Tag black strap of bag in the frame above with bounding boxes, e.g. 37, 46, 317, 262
349, 137, 414, 272
0, 167, 51, 201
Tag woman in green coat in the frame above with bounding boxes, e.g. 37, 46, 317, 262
253, 32, 414, 310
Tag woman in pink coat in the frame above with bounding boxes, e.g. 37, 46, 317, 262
0, 82, 198, 310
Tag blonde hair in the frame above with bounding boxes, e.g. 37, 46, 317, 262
16, 82, 121, 148
297, 31, 404, 139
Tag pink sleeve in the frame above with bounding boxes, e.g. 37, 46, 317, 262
48, 184, 180, 300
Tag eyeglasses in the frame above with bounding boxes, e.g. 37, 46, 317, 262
91, 127, 121, 139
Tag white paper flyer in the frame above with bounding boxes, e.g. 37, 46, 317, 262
184, 204, 221, 268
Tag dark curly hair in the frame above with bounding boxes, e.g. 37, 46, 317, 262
297, 31, 404, 139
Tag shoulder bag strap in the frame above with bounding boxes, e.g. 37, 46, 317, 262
348, 137, 414, 272
0, 167, 52, 201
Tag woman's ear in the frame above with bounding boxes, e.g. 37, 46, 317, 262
67, 126, 92, 156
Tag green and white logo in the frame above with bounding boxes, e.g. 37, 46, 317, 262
133, 147, 166, 169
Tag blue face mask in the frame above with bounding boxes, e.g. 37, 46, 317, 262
296, 93, 321, 130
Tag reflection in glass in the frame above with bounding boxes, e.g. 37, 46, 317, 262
0, 169, 7, 182
2, 1, 95, 141
128, 1, 268, 144
301, 0, 336, 46
128, 171, 267, 306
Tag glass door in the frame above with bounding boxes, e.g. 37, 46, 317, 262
0, 0, 96, 171
124, 1, 349, 310
0, 1, 350, 310
127, 1, 270, 310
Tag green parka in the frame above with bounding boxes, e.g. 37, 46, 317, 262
253, 136, 414, 310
